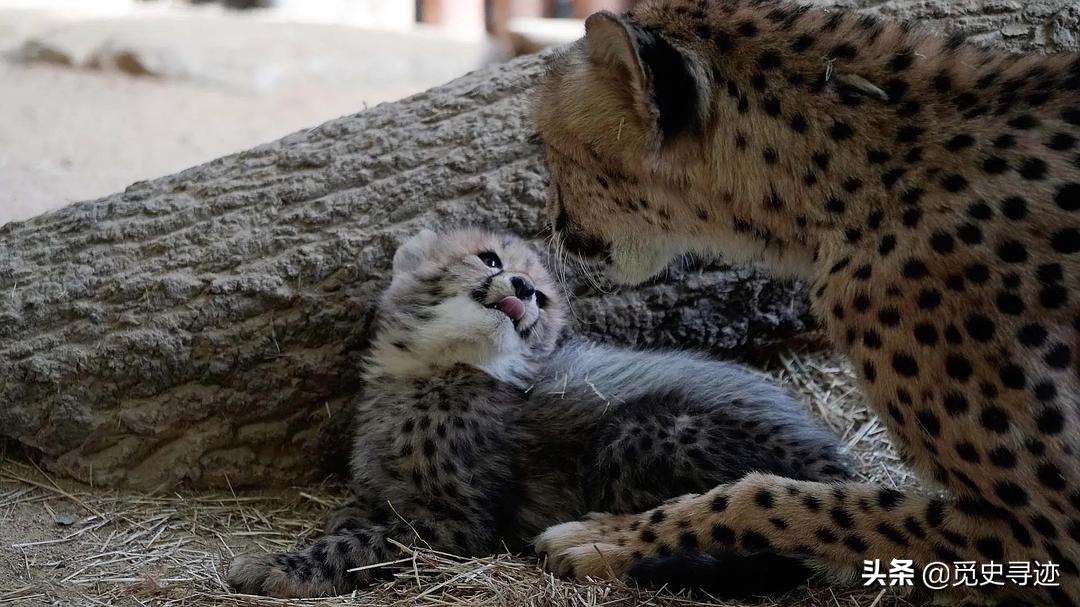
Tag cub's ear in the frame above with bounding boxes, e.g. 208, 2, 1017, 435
584, 11, 708, 141
393, 228, 439, 275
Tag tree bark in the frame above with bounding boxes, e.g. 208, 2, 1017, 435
2, 0, 1077, 490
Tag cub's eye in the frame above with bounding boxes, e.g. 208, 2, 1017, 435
535, 291, 549, 309
477, 251, 502, 269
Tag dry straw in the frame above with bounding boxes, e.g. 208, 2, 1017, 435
1, 348, 922, 607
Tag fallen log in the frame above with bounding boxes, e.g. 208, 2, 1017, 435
2, 0, 1077, 489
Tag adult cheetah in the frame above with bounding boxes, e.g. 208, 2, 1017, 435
533, 0, 1079, 604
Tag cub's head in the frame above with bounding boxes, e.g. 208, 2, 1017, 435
537, 4, 822, 284
370, 227, 566, 383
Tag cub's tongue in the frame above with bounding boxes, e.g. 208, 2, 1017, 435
495, 296, 526, 322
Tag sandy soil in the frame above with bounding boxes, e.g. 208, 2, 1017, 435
0, 62, 422, 225
0, 5, 492, 225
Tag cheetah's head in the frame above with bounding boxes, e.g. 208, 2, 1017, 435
537, 8, 814, 285
372, 227, 566, 383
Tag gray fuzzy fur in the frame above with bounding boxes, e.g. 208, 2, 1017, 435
227, 229, 850, 598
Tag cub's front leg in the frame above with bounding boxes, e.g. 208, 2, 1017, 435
228, 496, 506, 598
230, 408, 517, 596
228, 523, 395, 598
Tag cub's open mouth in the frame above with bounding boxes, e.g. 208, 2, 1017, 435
487, 296, 526, 323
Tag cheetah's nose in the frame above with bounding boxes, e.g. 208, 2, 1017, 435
511, 276, 535, 300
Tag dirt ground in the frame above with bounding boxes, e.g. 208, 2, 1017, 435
0, 2, 493, 225
0, 348, 925, 607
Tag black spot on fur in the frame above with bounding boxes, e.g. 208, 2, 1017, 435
830, 122, 855, 141
889, 50, 914, 72
1008, 114, 1040, 130
913, 323, 938, 345
1049, 133, 1077, 151
812, 151, 831, 171
754, 490, 775, 509
1038, 407, 1065, 435
968, 201, 993, 220
983, 155, 1009, 174
758, 50, 783, 70
902, 259, 929, 279
896, 100, 920, 117
954, 92, 978, 110
1041, 460, 1067, 488
876, 522, 910, 547
946, 355, 973, 382
793, 34, 815, 52
944, 134, 975, 151
878, 234, 896, 255
768, 107, 799, 134
1019, 157, 1048, 180
941, 173, 969, 192
877, 489, 903, 510
994, 482, 1029, 507
741, 531, 771, 552
980, 406, 1010, 433
831, 43, 858, 60
1056, 183, 1080, 211
957, 223, 983, 245
711, 524, 735, 545
996, 291, 1025, 315
1001, 196, 1028, 220
815, 527, 837, 543
867, 149, 891, 165
736, 21, 758, 37
929, 231, 954, 253
1051, 228, 1080, 253
830, 507, 854, 529
881, 168, 907, 189
931, 71, 952, 92
842, 534, 868, 553
825, 197, 846, 215
946, 388, 972, 412
896, 125, 922, 144
892, 353, 919, 377
997, 240, 1029, 264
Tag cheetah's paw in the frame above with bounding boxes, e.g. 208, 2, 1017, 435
227, 553, 309, 598
534, 513, 640, 580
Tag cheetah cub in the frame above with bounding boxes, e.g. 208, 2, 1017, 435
227, 227, 851, 598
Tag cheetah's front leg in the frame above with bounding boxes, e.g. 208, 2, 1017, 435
537, 473, 1070, 605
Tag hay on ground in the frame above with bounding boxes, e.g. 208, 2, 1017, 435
0, 348, 923, 607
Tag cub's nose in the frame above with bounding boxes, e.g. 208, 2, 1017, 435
511, 276, 535, 300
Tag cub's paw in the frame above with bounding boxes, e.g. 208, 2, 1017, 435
534, 513, 640, 580
227, 553, 322, 598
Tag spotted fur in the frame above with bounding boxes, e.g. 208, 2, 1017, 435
226, 227, 851, 597
534, 1, 1080, 604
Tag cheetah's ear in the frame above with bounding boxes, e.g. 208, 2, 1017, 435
393, 229, 438, 275
584, 11, 708, 141
584, 12, 647, 84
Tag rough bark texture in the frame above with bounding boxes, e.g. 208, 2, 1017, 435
2, 0, 1078, 490
827, 0, 1080, 52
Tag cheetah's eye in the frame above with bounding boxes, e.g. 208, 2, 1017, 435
477, 251, 502, 269
535, 291, 549, 309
